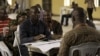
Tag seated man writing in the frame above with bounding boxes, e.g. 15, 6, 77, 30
20, 6, 51, 56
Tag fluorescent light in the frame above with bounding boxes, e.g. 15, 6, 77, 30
94, 0, 99, 7
64, 0, 70, 6
7, 0, 12, 5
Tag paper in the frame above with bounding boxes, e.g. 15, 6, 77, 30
24, 40, 61, 53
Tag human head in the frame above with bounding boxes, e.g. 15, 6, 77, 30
25, 9, 30, 16
72, 7, 87, 27
72, 2, 78, 9
43, 11, 52, 23
36, 4, 41, 9
16, 12, 27, 24
29, 6, 40, 23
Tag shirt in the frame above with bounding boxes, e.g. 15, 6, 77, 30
20, 19, 51, 44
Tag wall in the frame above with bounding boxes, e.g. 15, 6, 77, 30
12, 0, 100, 19
30, 0, 42, 7
76, 0, 100, 19
52, 0, 63, 15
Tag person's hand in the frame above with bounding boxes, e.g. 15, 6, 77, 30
33, 34, 45, 40
52, 34, 62, 40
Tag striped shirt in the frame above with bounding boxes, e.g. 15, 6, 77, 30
0, 18, 10, 36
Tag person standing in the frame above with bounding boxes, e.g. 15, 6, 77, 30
13, 1, 19, 13
85, 0, 96, 21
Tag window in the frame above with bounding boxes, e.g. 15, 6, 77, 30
7, 0, 12, 5
94, 0, 99, 7
64, 0, 70, 6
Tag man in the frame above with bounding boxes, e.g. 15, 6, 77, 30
20, 6, 51, 56
13, 1, 19, 13
0, 8, 10, 38
61, 2, 78, 26
85, 0, 96, 21
43, 11, 63, 39
58, 7, 100, 56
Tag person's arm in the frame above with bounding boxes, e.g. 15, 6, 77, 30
20, 22, 35, 44
52, 21, 63, 39
93, 0, 96, 11
43, 22, 51, 40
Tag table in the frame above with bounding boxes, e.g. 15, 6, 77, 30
24, 40, 61, 56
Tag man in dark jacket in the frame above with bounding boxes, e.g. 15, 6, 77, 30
20, 6, 51, 56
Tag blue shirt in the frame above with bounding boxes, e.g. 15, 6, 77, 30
20, 19, 51, 44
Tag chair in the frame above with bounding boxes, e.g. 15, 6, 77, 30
69, 42, 100, 56
13, 31, 22, 56
0, 41, 12, 56
13, 31, 20, 47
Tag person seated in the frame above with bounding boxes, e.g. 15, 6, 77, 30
0, 8, 11, 38
10, 12, 27, 56
43, 11, 63, 39
58, 7, 100, 56
0, 8, 15, 56
13, 12, 27, 47
61, 2, 78, 26
20, 6, 51, 56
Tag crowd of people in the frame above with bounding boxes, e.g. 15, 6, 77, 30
0, 0, 99, 56
0, 3, 63, 56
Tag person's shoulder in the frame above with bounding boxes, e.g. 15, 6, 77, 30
63, 29, 76, 37
52, 20, 61, 25
39, 20, 46, 25
21, 19, 30, 25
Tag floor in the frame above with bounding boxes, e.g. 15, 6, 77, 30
52, 16, 100, 35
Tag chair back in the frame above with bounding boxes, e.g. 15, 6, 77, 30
0, 41, 12, 56
13, 31, 20, 47
69, 42, 100, 56
13, 31, 22, 56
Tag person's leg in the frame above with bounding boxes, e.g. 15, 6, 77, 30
47, 47, 59, 56
20, 45, 29, 56
61, 15, 65, 25
87, 8, 93, 21
65, 14, 72, 26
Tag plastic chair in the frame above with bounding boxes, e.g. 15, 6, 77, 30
69, 42, 100, 56
13, 31, 22, 56
0, 41, 12, 56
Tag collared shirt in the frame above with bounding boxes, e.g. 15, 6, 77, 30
20, 19, 51, 44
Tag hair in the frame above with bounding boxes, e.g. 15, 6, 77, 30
30, 6, 40, 14
16, 12, 27, 24
72, 7, 86, 23
36, 4, 42, 9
